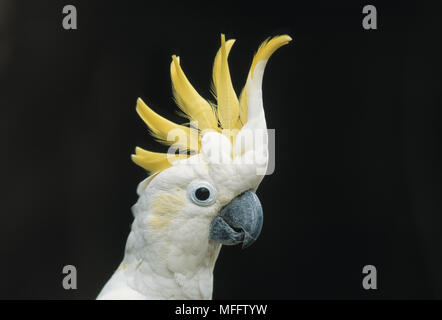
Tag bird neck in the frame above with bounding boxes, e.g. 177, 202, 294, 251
117, 227, 222, 299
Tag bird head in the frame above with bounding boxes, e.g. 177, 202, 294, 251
131, 34, 291, 263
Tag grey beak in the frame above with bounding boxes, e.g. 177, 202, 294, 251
209, 190, 263, 249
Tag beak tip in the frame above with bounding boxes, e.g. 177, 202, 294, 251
241, 230, 261, 249
241, 241, 253, 250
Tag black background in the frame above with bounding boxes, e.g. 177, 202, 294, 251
1, 0, 441, 299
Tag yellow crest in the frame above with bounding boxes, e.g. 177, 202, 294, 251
132, 34, 292, 174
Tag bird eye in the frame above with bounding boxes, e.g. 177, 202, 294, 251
195, 187, 210, 201
188, 181, 216, 206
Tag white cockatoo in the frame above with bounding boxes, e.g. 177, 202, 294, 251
97, 34, 291, 299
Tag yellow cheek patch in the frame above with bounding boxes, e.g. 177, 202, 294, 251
148, 190, 186, 228
148, 215, 171, 228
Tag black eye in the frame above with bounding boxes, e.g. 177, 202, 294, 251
195, 187, 210, 201
188, 181, 216, 206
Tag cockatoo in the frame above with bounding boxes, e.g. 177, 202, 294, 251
97, 34, 291, 300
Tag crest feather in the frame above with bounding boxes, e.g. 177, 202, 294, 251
170, 56, 218, 131
249, 35, 292, 77
239, 35, 292, 124
136, 98, 200, 151
131, 147, 188, 174
213, 34, 240, 131
211, 38, 235, 98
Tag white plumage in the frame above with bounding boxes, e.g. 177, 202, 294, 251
97, 34, 291, 299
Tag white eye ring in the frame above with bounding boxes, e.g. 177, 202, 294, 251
187, 181, 217, 206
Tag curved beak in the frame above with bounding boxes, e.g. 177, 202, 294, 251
209, 190, 263, 249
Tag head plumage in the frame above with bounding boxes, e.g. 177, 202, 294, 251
132, 34, 292, 174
